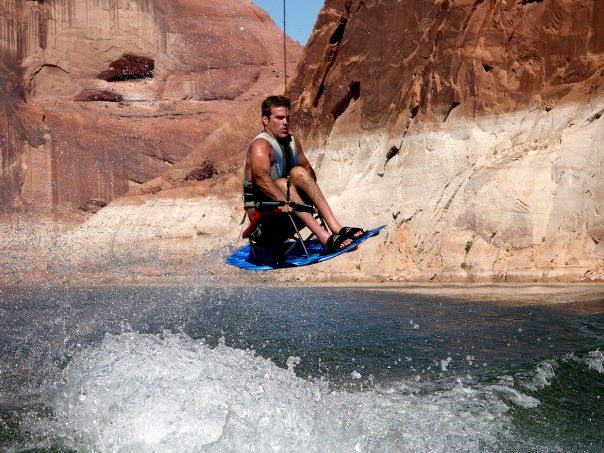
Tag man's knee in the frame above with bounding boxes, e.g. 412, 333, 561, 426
288, 166, 311, 183
274, 178, 289, 191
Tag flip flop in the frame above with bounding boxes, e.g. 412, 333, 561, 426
338, 226, 365, 240
324, 233, 349, 254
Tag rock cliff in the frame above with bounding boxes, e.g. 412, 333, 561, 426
283, 0, 603, 281
0, 0, 300, 217
1, 0, 602, 284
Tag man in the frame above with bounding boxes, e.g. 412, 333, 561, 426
243, 95, 363, 252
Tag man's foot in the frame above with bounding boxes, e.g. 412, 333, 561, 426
324, 233, 353, 254
338, 227, 365, 241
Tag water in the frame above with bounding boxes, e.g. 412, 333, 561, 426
0, 286, 602, 452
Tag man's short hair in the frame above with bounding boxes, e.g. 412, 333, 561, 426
261, 95, 291, 118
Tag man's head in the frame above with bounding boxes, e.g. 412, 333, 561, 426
261, 95, 291, 140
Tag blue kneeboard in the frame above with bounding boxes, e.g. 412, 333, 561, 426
225, 225, 385, 271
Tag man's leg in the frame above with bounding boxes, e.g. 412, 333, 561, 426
274, 178, 334, 245
288, 166, 361, 240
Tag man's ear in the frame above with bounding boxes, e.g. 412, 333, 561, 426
261, 115, 269, 127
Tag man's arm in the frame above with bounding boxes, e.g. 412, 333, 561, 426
248, 140, 288, 202
294, 137, 316, 181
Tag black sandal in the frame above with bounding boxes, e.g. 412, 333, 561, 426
324, 233, 349, 254
338, 227, 365, 240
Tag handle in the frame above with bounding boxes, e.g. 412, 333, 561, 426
256, 201, 315, 213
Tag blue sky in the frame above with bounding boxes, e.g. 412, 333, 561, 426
252, 0, 324, 45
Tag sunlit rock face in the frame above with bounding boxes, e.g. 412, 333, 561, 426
287, 0, 604, 281
0, 0, 300, 217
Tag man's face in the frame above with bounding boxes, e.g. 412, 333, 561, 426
263, 106, 290, 139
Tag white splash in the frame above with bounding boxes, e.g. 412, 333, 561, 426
523, 360, 558, 390
34, 332, 516, 452
585, 349, 603, 373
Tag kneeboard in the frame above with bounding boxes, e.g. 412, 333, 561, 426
225, 225, 385, 271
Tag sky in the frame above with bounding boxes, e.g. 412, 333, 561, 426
252, 0, 324, 45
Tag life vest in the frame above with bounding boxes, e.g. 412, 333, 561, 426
243, 131, 299, 208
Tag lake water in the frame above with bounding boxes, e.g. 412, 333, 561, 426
0, 286, 602, 452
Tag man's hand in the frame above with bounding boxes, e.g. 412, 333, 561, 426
280, 202, 293, 213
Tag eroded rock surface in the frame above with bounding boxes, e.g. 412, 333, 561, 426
0, 0, 300, 218
1, 0, 602, 284
282, 0, 604, 282
289, 0, 603, 143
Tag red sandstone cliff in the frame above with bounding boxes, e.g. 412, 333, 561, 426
0, 0, 300, 218
288, 0, 604, 146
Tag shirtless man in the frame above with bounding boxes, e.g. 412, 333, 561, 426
243, 95, 363, 252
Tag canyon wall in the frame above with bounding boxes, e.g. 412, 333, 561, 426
283, 0, 603, 281
2, 0, 602, 284
0, 0, 299, 217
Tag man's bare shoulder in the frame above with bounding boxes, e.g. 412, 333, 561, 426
248, 137, 273, 157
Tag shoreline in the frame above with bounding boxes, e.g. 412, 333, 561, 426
2, 280, 602, 312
